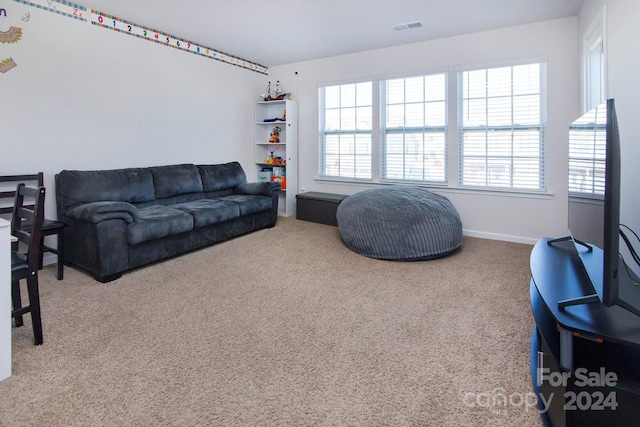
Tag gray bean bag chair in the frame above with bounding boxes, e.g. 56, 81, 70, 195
336, 186, 462, 260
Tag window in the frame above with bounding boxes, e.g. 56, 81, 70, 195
584, 7, 606, 112
568, 102, 606, 197
381, 73, 447, 182
458, 62, 547, 190
318, 82, 372, 179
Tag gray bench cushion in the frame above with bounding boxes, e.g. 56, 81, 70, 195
127, 205, 194, 245
336, 186, 462, 261
173, 199, 240, 228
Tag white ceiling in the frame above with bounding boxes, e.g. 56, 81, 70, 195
77, 0, 585, 68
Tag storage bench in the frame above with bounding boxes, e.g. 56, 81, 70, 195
296, 192, 348, 226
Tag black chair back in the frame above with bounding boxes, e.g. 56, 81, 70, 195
0, 173, 44, 216
12, 184, 46, 265
1, 173, 66, 280
11, 184, 46, 345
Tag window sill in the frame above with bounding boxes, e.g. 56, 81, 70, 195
569, 194, 604, 205
314, 177, 555, 200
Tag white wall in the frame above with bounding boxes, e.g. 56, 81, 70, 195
1, 2, 262, 220
579, 0, 640, 273
265, 18, 579, 243
579, 0, 640, 234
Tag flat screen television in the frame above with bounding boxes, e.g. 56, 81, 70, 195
555, 98, 640, 316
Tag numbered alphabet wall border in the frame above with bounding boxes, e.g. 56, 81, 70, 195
0, 4, 22, 73
11, 0, 269, 75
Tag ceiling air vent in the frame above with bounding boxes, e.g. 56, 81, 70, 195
392, 21, 423, 32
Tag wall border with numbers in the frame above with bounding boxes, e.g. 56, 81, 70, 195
12, 0, 269, 74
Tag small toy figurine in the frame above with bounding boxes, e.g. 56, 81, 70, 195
266, 148, 278, 164
273, 81, 285, 100
259, 80, 290, 101
260, 82, 272, 101
269, 126, 281, 143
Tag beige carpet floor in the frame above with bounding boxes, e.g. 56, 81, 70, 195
1, 217, 541, 426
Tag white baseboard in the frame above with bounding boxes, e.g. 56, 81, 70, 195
462, 229, 537, 245
42, 252, 59, 267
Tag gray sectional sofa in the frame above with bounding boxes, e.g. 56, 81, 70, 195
55, 162, 280, 282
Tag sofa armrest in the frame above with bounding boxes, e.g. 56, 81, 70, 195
66, 201, 139, 224
234, 182, 281, 196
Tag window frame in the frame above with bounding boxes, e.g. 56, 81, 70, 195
379, 72, 449, 184
317, 80, 374, 181
456, 60, 548, 191
314, 59, 551, 198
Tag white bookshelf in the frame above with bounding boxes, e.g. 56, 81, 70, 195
254, 100, 298, 216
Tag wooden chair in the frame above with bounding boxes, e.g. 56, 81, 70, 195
11, 184, 46, 345
0, 173, 66, 280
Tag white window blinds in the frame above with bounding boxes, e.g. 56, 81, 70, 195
380, 73, 447, 183
318, 82, 372, 179
458, 62, 547, 190
568, 102, 606, 197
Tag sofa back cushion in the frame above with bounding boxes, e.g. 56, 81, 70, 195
197, 162, 247, 193
149, 164, 203, 199
56, 168, 155, 215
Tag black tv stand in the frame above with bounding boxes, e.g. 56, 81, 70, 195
546, 234, 640, 317
530, 238, 640, 426
558, 293, 601, 309
547, 235, 593, 251
547, 235, 599, 310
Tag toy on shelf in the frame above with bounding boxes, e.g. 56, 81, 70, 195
260, 82, 272, 101
262, 110, 287, 123
265, 149, 285, 165
269, 126, 281, 143
266, 149, 277, 163
272, 167, 286, 190
273, 81, 288, 100
259, 80, 291, 101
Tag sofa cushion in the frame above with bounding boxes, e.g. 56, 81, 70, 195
197, 162, 247, 193
218, 194, 272, 216
127, 205, 194, 245
235, 182, 279, 196
136, 192, 203, 209
149, 164, 203, 199
172, 199, 240, 228
56, 168, 155, 214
